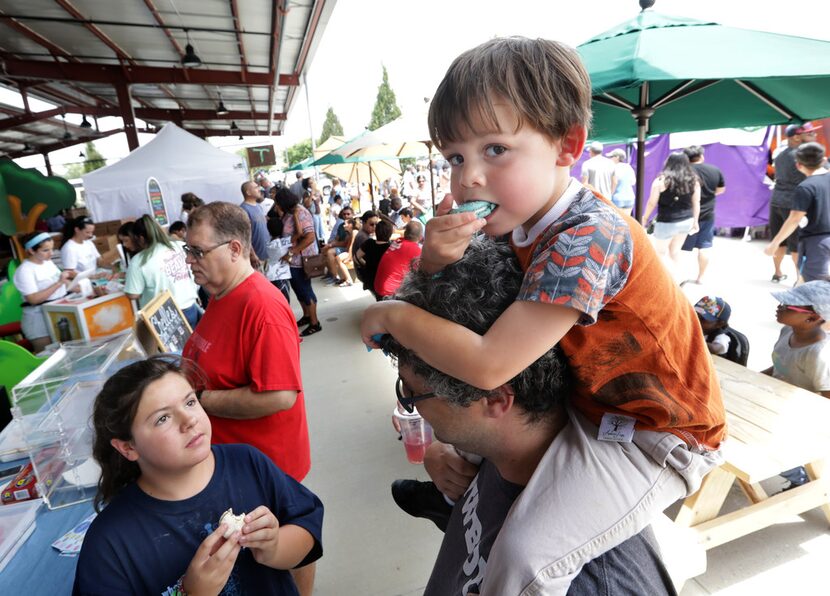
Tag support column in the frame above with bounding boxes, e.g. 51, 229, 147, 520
42, 152, 53, 176
115, 83, 139, 151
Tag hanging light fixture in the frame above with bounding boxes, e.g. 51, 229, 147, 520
79, 151, 86, 158
216, 94, 229, 116
230, 121, 239, 131
80, 115, 92, 129
238, 134, 244, 141
181, 29, 202, 68
61, 114, 72, 140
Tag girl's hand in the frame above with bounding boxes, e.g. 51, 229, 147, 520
59, 270, 73, 285
238, 506, 280, 567
420, 194, 486, 274
181, 524, 241, 595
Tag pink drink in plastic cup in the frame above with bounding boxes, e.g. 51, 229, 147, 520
393, 406, 433, 464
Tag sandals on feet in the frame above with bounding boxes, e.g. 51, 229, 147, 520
300, 323, 322, 337
296, 316, 311, 327
772, 274, 788, 283
338, 280, 353, 287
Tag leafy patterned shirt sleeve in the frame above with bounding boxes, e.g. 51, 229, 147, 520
517, 195, 633, 325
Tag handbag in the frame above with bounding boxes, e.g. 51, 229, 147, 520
302, 254, 327, 278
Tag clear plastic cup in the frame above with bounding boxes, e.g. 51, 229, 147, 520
393, 405, 433, 464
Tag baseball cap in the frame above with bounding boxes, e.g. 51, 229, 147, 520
771, 281, 830, 320
589, 141, 604, 153
785, 122, 823, 137
607, 148, 627, 160
694, 296, 731, 323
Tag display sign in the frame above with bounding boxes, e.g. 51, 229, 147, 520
145, 177, 169, 226
246, 145, 277, 168
136, 290, 191, 354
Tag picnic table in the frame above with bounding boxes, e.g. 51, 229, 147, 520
674, 356, 830, 550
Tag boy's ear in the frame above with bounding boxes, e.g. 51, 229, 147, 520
110, 438, 139, 462
556, 125, 588, 167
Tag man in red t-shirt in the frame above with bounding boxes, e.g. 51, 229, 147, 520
181, 201, 315, 595
374, 220, 423, 297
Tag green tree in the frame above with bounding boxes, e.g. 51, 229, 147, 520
285, 138, 313, 167
367, 65, 401, 131
62, 162, 84, 180
81, 141, 106, 174
318, 107, 344, 145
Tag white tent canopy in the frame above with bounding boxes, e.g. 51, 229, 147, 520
83, 123, 248, 224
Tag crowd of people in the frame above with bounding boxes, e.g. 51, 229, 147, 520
7, 33, 827, 596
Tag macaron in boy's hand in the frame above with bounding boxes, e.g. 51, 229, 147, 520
449, 200, 497, 219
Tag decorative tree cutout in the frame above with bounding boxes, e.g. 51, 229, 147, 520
0, 158, 77, 236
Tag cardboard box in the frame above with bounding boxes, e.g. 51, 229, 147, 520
96, 219, 126, 236
93, 234, 118, 255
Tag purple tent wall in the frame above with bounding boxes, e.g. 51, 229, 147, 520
574, 133, 772, 227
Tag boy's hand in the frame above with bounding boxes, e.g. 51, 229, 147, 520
420, 194, 487, 274
238, 506, 280, 567
182, 524, 241, 595
361, 300, 406, 348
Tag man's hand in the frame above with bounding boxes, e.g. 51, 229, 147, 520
420, 193, 487, 275
181, 524, 241, 595
689, 221, 700, 236
238, 506, 280, 567
361, 300, 410, 348
763, 242, 778, 256
423, 441, 480, 501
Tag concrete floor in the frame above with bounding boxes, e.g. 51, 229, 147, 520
292, 234, 830, 595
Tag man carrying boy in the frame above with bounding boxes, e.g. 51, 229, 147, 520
385, 237, 675, 595
682, 145, 726, 285
765, 142, 830, 282
362, 37, 723, 594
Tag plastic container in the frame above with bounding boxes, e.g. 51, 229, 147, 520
393, 405, 433, 464
10, 332, 145, 509
0, 499, 40, 572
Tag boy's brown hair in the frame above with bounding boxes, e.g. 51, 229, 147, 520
428, 37, 592, 148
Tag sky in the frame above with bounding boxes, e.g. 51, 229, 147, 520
7, 0, 830, 175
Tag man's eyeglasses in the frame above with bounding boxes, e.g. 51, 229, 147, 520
782, 304, 815, 314
183, 240, 230, 260
395, 376, 436, 413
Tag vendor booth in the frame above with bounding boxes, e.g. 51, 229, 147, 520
82, 123, 248, 224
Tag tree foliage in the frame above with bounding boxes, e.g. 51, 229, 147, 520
285, 138, 313, 167
318, 107, 344, 145
367, 65, 402, 131
82, 141, 106, 174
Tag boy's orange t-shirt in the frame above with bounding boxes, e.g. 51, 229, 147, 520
511, 189, 726, 450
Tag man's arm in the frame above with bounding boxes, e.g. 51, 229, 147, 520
764, 210, 805, 255
715, 185, 726, 196
363, 299, 579, 390
200, 386, 298, 419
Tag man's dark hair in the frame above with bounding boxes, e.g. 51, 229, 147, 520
796, 142, 826, 170
683, 145, 704, 162
399, 207, 413, 219
168, 221, 186, 235
361, 210, 378, 223
381, 237, 569, 422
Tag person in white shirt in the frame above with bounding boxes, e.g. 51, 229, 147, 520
60, 216, 103, 273
580, 142, 616, 198
266, 217, 293, 304
124, 215, 201, 329
13, 232, 73, 352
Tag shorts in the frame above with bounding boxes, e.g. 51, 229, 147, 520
769, 205, 799, 252
289, 266, 317, 305
652, 218, 693, 240
271, 278, 291, 304
334, 247, 347, 256
21, 305, 49, 341
682, 217, 715, 250
798, 235, 830, 282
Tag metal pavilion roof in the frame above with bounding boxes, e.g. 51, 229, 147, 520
0, 0, 336, 161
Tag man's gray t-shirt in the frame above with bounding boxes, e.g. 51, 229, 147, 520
771, 147, 806, 209
240, 202, 269, 260
425, 459, 675, 596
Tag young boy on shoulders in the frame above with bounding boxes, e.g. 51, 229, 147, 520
362, 36, 724, 594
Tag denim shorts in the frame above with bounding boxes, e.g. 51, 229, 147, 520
653, 218, 693, 240
682, 218, 715, 250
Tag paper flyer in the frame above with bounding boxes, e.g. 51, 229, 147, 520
51, 512, 97, 555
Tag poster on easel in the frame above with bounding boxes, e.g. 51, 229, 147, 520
135, 290, 191, 354
146, 177, 168, 226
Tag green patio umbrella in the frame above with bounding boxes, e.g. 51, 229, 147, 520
284, 157, 315, 171
577, 10, 830, 217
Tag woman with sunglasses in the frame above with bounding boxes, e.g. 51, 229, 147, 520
124, 215, 201, 329
13, 231, 73, 352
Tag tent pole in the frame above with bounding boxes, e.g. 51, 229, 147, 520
633, 83, 653, 223
369, 164, 376, 211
